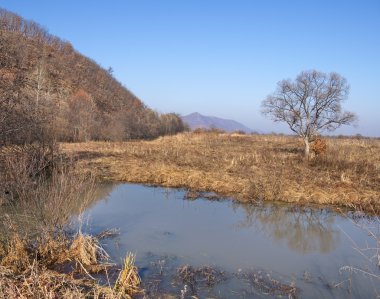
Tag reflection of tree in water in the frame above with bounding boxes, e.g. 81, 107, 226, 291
232, 202, 341, 254
83, 182, 117, 211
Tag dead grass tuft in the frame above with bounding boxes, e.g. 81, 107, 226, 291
0, 235, 29, 272
70, 234, 101, 266
0, 231, 142, 298
114, 253, 141, 297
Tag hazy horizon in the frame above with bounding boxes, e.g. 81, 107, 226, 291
2, 1, 379, 136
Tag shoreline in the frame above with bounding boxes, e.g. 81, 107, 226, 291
62, 133, 380, 214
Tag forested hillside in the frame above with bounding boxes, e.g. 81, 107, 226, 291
0, 8, 185, 145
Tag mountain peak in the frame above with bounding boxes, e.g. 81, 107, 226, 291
181, 112, 253, 133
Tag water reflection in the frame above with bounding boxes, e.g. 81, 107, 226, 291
0, 181, 117, 237
233, 203, 340, 253
82, 182, 117, 210
86, 183, 342, 257
78, 184, 375, 299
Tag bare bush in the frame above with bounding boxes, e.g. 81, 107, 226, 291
311, 138, 328, 156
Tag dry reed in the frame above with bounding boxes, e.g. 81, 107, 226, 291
114, 253, 141, 298
0, 232, 142, 299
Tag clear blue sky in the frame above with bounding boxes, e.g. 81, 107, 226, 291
2, 1, 379, 136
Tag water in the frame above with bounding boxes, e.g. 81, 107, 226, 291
80, 183, 380, 298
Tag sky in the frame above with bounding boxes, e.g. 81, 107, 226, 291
1, 0, 379, 136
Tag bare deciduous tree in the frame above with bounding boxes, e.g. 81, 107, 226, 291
67, 89, 96, 142
262, 70, 357, 157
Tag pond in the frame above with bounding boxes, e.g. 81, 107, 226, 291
79, 183, 379, 298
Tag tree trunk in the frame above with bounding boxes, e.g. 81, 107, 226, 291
304, 137, 310, 158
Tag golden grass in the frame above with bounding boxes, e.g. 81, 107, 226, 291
114, 253, 141, 298
0, 233, 142, 298
61, 132, 380, 212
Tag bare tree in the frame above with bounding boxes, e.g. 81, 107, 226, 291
34, 62, 45, 108
67, 89, 96, 142
262, 70, 357, 157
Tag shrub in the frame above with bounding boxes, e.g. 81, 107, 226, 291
311, 138, 327, 156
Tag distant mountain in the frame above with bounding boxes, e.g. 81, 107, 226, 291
181, 112, 253, 133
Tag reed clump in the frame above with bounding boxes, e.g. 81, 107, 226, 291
62, 132, 380, 213
114, 253, 141, 297
0, 232, 142, 298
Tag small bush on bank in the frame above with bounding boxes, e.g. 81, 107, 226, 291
311, 138, 328, 156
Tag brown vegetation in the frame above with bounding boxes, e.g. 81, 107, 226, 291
0, 143, 93, 233
0, 144, 141, 298
0, 232, 141, 299
0, 8, 185, 144
62, 132, 380, 212
114, 254, 141, 296
176, 265, 226, 289
238, 270, 297, 298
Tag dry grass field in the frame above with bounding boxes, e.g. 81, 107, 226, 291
62, 132, 380, 212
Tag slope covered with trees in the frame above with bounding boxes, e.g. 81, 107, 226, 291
0, 8, 185, 145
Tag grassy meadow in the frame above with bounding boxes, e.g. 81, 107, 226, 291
62, 132, 380, 213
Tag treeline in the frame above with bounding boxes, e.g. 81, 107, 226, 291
0, 8, 186, 146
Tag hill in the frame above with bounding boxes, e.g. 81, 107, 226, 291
0, 8, 185, 145
181, 112, 253, 133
